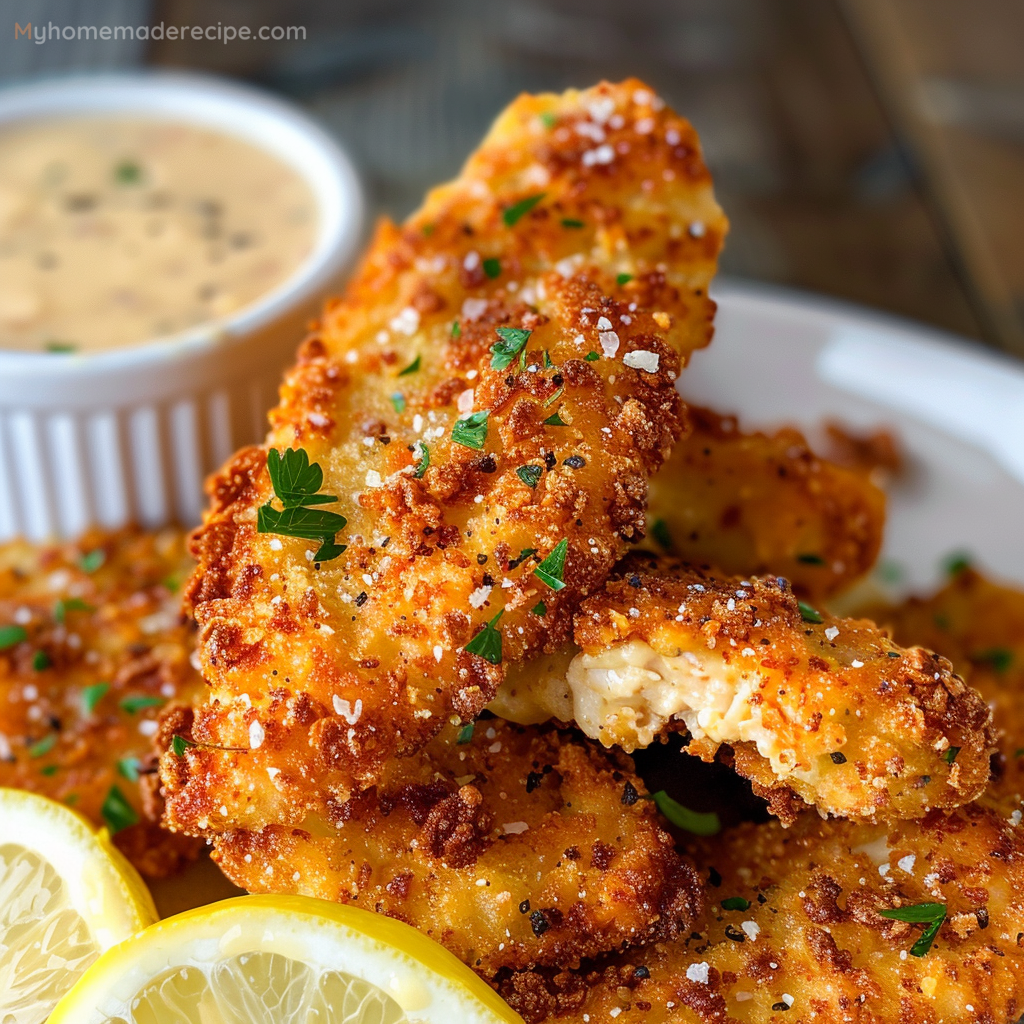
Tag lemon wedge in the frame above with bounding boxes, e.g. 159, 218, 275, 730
50, 894, 523, 1024
0, 787, 157, 1024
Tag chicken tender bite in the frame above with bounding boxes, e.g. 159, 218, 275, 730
194, 719, 703, 979
514, 804, 1024, 1024
176, 79, 728, 832
0, 527, 203, 877
643, 407, 886, 601
866, 566, 1024, 804
496, 558, 994, 822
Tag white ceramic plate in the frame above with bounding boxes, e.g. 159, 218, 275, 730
688, 279, 1024, 593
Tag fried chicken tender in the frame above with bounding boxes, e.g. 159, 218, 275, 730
865, 566, 1024, 804
173, 79, 728, 833
0, 527, 203, 877
494, 557, 994, 822
509, 804, 1024, 1024
181, 719, 703, 979
643, 407, 887, 601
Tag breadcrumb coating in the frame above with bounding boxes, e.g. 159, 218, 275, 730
497, 557, 994, 822
643, 407, 886, 601
0, 527, 203, 877
179, 719, 704, 978
173, 79, 727, 833
866, 566, 1024, 806
512, 804, 1024, 1024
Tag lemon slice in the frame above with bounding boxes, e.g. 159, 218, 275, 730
51, 894, 523, 1024
0, 787, 157, 1024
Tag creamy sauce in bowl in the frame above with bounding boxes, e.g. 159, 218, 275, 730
0, 117, 317, 353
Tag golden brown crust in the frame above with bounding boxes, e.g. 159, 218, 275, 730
175, 79, 728, 830
0, 527, 203, 877
201, 720, 703, 978
567, 557, 994, 821
545, 805, 1024, 1024
865, 567, 1024, 807
643, 407, 887, 601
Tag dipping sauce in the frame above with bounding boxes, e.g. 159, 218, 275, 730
0, 117, 317, 353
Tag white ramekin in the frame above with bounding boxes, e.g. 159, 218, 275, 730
0, 72, 364, 541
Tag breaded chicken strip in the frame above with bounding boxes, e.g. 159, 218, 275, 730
505, 803, 1024, 1023
866, 566, 1024, 804
174, 79, 727, 832
643, 407, 886, 601
169, 719, 703, 979
0, 527, 203, 877
494, 557, 994, 822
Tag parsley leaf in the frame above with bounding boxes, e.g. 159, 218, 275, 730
616, 273, 633, 285
257, 505, 348, 555
398, 355, 421, 376
171, 735, 195, 757
516, 465, 542, 488
879, 902, 947, 957
720, 896, 751, 911
80, 549, 105, 573
451, 320, 461, 337
45, 340, 77, 353
464, 610, 504, 664
543, 386, 564, 408
543, 411, 567, 426
532, 601, 547, 616
648, 791, 721, 835
651, 518, 674, 552
976, 648, 1013, 673
0, 625, 27, 650
457, 722, 475, 744
452, 411, 489, 450
483, 257, 501, 279
491, 327, 532, 370
797, 553, 825, 565
798, 600, 823, 624
562, 218, 585, 229
32, 650, 50, 672
82, 682, 110, 714
119, 695, 165, 714
101, 785, 139, 835
584, 350, 600, 361
54, 597, 93, 623
942, 551, 971, 576
118, 757, 141, 783
944, 746, 961, 764
503, 193, 546, 227
265, 447, 339, 509
390, 392, 406, 414
114, 160, 142, 184
28, 734, 56, 758
412, 442, 430, 478
534, 539, 569, 591
540, 111, 557, 129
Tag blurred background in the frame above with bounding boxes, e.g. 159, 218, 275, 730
5, 0, 1024, 355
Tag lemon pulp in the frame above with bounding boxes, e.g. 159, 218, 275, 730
0, 844, 101, 1024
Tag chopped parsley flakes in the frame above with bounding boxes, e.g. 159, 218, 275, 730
878, 902, 946, 957
503, 193, 546, 227
398, 354, 421, 376
491, 327, 531, 370
464, 610, 504, 664
533, 539, 568, 591
516, 465, 542, 488
648, 790, 721, 835
483, 257, 501, 279
798, 600, 823, 624
452, 411, 489, 450
101, 785, 139, 834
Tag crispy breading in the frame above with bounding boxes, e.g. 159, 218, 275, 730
643, 407, 886, 600
173, 79, 728, 833
865, 567, 1024, 804
511, 804, 1024, 1024
0, 527, 203, 877
495, 556, 994, 822
189, 719, 703, 979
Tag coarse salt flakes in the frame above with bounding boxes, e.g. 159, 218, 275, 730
333, 696, 363, 725
599, 330, 620, 358
433, 645, 443, 663
851, 659, 864, 668
307, 411, 329, 428
689, 221, 706, 238
623, 350, 660, 372
365, 470, 382, 488
249, 720, 265, 749
587, 96, 615, 123
782, 994, 794, 1008
139, 719, 159, 737
597, 316, 613, 330
503, 821, 529, 834
268, 538, 283, 551
462, 297, 489, 321
581, 144, 614, 167
469, 585, 492, 609
825, 626, 840, 641
457, 389, 475, 414
389, 307, 420, 336
741, 920, 760, 941
575, 121, 605, 143
685, 962, 710, 984
898, 854, 916, 873
463, 251, 481, 271
635, 116, 655, 134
